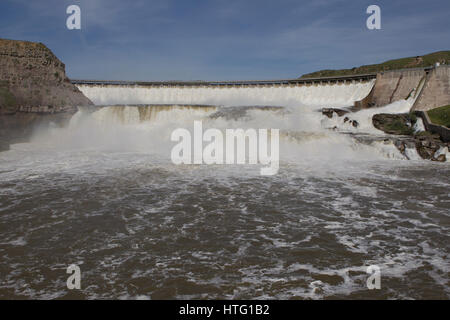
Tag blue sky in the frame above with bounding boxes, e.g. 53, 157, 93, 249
1, 0, 449, 81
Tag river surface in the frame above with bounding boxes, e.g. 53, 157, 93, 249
0, 84, 449, 299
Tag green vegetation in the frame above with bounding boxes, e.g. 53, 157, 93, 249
427, 105, 450, 128
301, 51, 450, 78
415, 131, 438, 138
409, 111, 417, 124
385, 119, 414, 135
372, 114, 414, 135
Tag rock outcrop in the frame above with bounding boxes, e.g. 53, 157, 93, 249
323, 110, 448, 161
372, 113, 414, 135
371, 113, 448, 161
414, 134, 447, 161
322, 108, 349, 118
0, 39, 92, 150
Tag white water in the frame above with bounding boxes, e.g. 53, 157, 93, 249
6, 78, 446, 166
29, 101, 412, 168
322, 98, 415, 134
413, 117, 426, 133
3, 80, 447, 169
77, 81, 375, 107
1, 81, 449, 300
27, 78, 440, 166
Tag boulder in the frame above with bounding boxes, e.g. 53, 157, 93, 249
322, 108, 349, 118
415, 137, 442, 160
395, 141, 406, 153
433, 154, 447, 162
372, 113, 413, 135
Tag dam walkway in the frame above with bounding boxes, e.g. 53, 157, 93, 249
71, 73, 376, 87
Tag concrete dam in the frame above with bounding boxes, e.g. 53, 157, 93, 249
72, 74, 376, 108
355, 65, 450, 111
71, 65, 449, 111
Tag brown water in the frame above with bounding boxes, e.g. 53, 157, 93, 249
0, 105, 449, 299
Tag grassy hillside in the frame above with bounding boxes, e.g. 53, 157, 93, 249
427, 105, 450, 128
300, 51, 450, 78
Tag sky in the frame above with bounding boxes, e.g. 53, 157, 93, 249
0, 0, 449, 81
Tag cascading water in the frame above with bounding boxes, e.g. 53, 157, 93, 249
63, 81, 419, 162
90, 105, 218, 125
0, 80, 449, 300
76, 81, 374, 107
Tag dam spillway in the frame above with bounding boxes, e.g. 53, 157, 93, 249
72, 74, 376, 107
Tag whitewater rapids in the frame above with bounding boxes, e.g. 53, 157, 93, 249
0, 80, 448, 300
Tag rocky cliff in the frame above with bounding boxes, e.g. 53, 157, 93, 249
0, 39, 93, 151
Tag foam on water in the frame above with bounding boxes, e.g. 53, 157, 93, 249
0, 81, 449, 300
22, 100, 415, 167
322, 98, 414, 134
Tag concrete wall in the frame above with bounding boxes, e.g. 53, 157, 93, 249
415, 110, 450, 142
413, 66, 450, 111
391, 69, 426, 102
372, 68, 426, 107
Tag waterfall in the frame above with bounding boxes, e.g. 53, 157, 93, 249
77, 81, 375, 108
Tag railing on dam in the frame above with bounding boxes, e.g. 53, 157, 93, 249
71, 73, 377, 87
